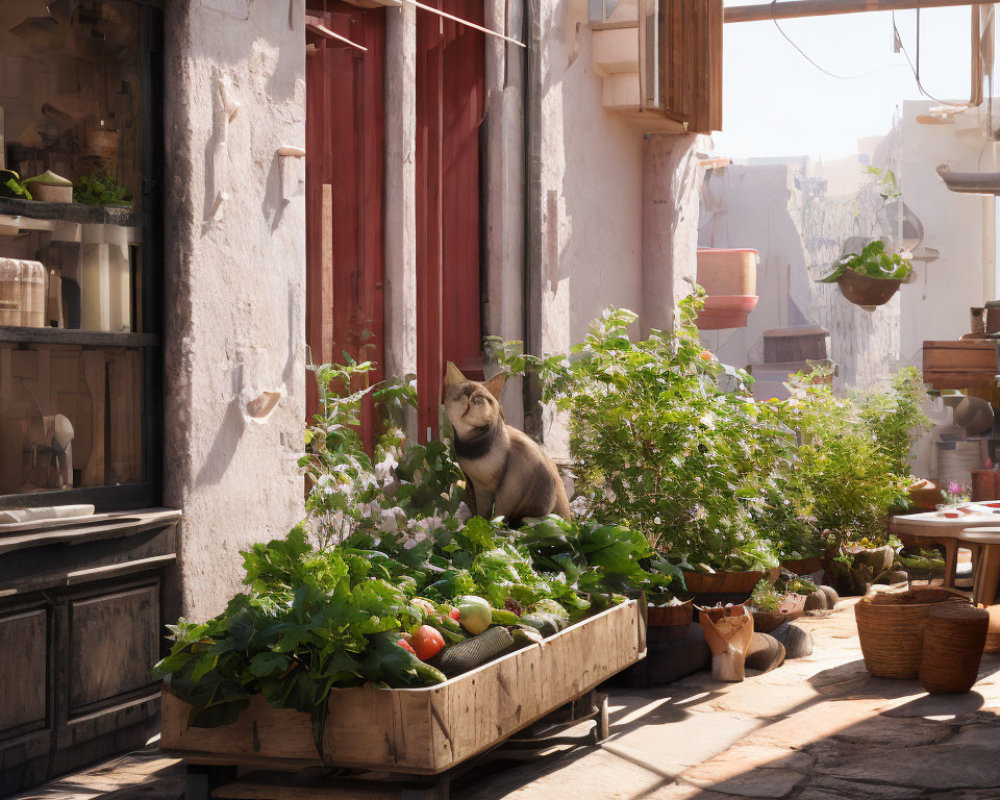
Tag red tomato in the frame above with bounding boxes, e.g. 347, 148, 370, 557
449, 608, 461, 621
397, 638, 416, 655
411, 625, 446, 661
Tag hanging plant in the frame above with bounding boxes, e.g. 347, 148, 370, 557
818, 241, 913, 309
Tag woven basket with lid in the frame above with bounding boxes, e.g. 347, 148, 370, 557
854, 587, 968, 679
919, 603, 989, 694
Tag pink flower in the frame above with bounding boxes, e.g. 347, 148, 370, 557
948, 481, 962, 496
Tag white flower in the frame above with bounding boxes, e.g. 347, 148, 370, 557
379, 506, 401, 532
374, 452, 399, 484
456, 502, 472, 523
569, 495, 590, 517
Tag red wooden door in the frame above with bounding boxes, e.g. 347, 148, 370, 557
305, 3, 385, 448
416, 0, 485, 442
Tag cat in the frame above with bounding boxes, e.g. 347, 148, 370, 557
443, 362, 571, 526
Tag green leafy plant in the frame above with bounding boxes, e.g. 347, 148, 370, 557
489, 289, 798, 576
750, 579, 783, 612
819, 240, 913, 284
73, 169, 132, 207
771, 371, 909, 554
859, 367, 932, 479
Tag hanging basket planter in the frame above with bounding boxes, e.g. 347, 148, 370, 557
836, 269, 901, 309
817, 240, 912, 311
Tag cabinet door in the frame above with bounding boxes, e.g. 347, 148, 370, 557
0, 606, 51, 794
67, 583, 159, 714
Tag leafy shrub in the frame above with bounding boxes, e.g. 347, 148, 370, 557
490, 291, 798, 574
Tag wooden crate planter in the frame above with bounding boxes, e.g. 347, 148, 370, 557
161, 600, 644, 776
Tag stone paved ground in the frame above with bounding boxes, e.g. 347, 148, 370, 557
16, 598, 1000, 800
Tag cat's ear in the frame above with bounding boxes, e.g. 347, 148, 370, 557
444, 361, 467, 386
484, 372, 506, 400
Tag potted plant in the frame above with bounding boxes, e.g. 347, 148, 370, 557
490, 289, 796, 601
818, 240, 913, 309
695, 248, 759, 330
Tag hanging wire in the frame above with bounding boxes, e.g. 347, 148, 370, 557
769, 0, 902, 80
891, 10, 950, 104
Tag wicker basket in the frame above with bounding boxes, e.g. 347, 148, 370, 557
984, 605, 1000, 653
854, 588, 968, 679
919, 604, 989, 694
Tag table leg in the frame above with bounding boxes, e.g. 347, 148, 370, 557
976, 545, 1000, 606
943, 541, 958, 588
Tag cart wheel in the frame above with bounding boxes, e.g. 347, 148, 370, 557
590, 693, 610, 744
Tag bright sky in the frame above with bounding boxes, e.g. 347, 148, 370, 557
712, 4, 983, 160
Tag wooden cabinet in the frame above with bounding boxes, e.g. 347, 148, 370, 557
0, 509, 178, 795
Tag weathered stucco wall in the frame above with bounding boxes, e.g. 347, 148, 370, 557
164, 0, 306, 621
699, 153, 901, 393
899, 100, 996, 364
537, 2, 645, 351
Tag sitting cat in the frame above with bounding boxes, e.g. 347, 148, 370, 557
444, 362, 570, 525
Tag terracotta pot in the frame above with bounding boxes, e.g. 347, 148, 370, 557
696, 248, 758, 296
836, 270, 901, 309
751, 594, 806, 633
695, 295, 759, 330
971, 470, 1000, 502
683, 570, 766, 595
781, 557, 824, 576
908, 481, 945, 511
647, 598, 694, 627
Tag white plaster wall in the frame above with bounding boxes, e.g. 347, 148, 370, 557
537, 1, 645, 350
898, 100, 997, 366
164, 0, 306, 621
533, 0, 645, 458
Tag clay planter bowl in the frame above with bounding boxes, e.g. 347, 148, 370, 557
836, 270, 901, 309
781, 557, 824, 576
751, 594, 806, 633
647, 598, 694, 627
683, 570, 766, 595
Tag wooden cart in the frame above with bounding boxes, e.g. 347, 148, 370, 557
162, 599, 645, 799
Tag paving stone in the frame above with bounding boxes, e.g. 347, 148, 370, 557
882, 691, 990, 719
682, 745, 814, 783
743, 698, 893, 749
949, 723, 1000, 749
604, 710, 762, 777
459, 748, 669, 800
830, 714, 952, 747
681, 767, 805, 798
704, 681, 821, 718
814, 744, 1000, 789
803, 774, 924, 799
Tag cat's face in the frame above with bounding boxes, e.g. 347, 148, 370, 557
443, 363, 505, 438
